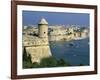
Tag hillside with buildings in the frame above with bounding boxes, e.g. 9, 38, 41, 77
23, 19, 89, 42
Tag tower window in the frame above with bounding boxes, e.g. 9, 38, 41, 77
44, 32, 46, 34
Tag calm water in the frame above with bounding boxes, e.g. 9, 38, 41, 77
49, 38, 89, 66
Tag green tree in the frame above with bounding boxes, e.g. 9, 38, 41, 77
27, 54, 32, 63
23, 49, 71, 68
32, 62, 39, 68
79, 63, 84, 66
57, 59, 70, 66
23, 47, 27, 61
40, 57, 57, 67
23, 47, 33, 68
23, 47, 32, 63
23, 60, 33, 68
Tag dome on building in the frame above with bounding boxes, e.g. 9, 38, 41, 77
38, 18, 48, 25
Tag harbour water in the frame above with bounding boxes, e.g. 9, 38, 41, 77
49, 38, 89, 66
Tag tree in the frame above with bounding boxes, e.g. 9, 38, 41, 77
23, 47, 32, 63
32, 62, 39, 68
23, 47, 33, 68
57, 59, 70, 66
23, 60, 33, 68
79, 63, 84, 66
57, 59, 65, 66
40, 57, 57, 67
23, 47, 27, 61
27, 54, 32, 63
23, 49, 71, 68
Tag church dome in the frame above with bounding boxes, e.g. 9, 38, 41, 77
38, 18, 48, 25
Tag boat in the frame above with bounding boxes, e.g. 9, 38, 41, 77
69, 42, 74, 46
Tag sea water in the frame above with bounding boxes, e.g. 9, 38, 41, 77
49, 38, 89, 66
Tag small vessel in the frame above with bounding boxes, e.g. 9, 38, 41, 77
69, 42, 74, 46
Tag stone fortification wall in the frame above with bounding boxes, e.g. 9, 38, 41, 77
25, 45, 52, 63
23, 35, 52, 63
23, 35, 49, 46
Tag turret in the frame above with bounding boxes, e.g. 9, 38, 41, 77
38, 18, 48, 38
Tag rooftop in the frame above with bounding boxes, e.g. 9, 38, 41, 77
39, 18, 48, 25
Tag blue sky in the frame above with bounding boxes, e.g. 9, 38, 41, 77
22, 11, 90, 27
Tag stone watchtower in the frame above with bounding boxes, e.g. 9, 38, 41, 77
38, 18, 48, 38
23, 18, 52, 63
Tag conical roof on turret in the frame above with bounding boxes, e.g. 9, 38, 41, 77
38, 18, 48, 25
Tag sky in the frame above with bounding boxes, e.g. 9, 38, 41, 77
22, 11, 90, 27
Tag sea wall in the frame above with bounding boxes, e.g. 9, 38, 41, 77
23, 35, 52, 63
25, 45, 52, 63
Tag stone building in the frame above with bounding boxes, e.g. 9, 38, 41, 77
38, 18, 48, 38
23, 18, 52, 63
48, 26, 89, 41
